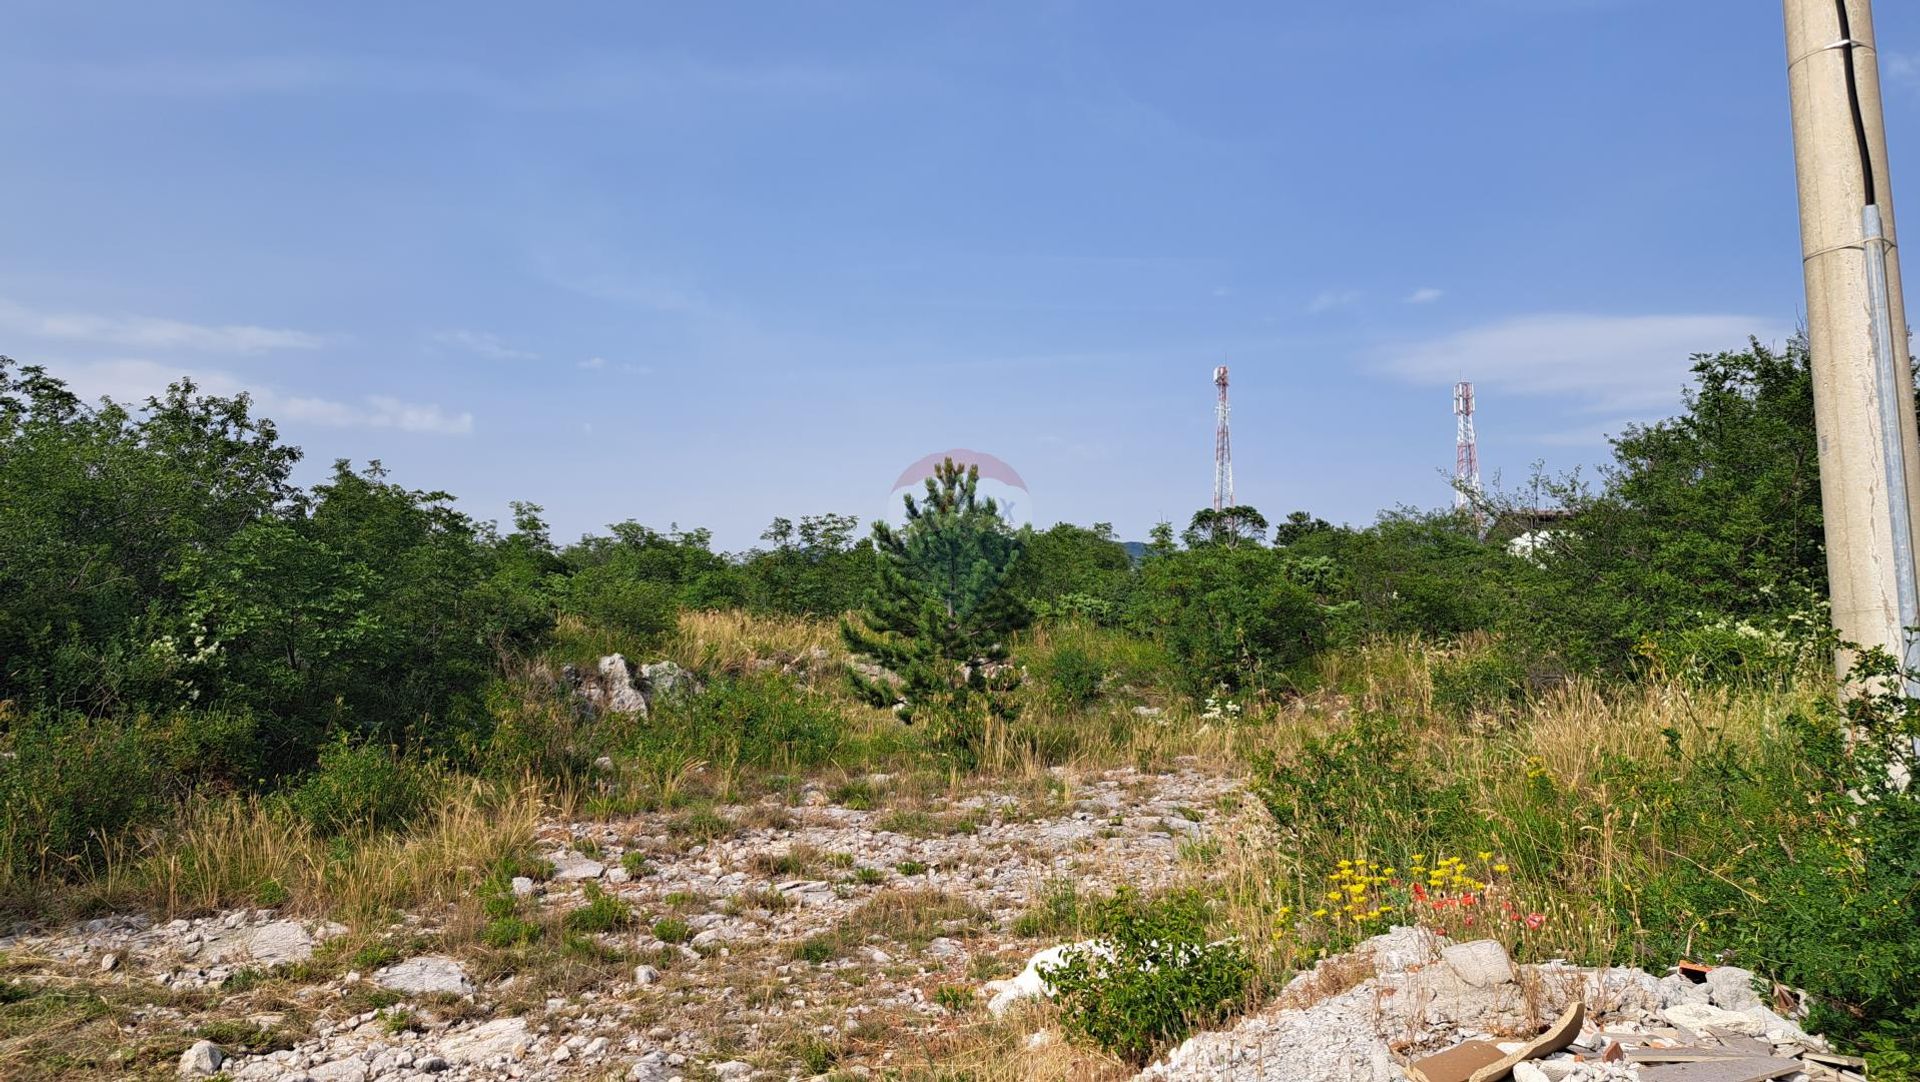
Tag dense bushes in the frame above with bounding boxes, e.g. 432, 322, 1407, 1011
1251, 652, 1920, 1052
0, 713, 162, 881
0, 706, 268, 883
1130, 542, 1327, 695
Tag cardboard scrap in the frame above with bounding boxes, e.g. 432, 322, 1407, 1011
1464, 1001, 1586, 1082
1409, 1040, 1506, 1082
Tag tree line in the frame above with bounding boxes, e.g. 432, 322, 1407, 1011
0, 337, 1828, 872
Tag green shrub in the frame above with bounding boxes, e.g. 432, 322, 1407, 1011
480, 680, 595, 783
562, 565, 679, 642
282, 737, 436, 835
138, 707, 264, 794
852, 867, 884, 885
1637, 614, 1814, 685
638, 673, 842, 772
221, 967, 267, 992
790, 935, 835, 964
1012, 878, 1090, 938
1611, 654, 1920, 1052
350, 943, 401, 970
668, 808, 734, 843
1041, 888, 1251, 1066
651, 917, 691, 945
789, 1034, 842, 1073
894, 860, 928, 877
1429, 648, 1527, 718
0, 712, 160, 881
481, 916, 543, 948
1037, 644, 1104, 710
620, 851, 653, 877
564, 883, 632, 933
1128, 544, 1326, 696
252, 878, 291, 907
194, 1018, 294, 1053
830, 779, 877, 809
1253, 714, 1475, 849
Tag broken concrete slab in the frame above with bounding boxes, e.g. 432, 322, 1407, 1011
1636, 1058, 1803, 1082
1704, 967, 1762, 1011
1663, 1003, 1766, 1037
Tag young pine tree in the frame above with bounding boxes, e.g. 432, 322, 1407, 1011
842, 459, 1029, 759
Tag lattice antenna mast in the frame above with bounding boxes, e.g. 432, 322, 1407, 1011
1212, 365, 1234, 512
1453, 380, 1480, 510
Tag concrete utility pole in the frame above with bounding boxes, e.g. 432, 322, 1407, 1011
1784, 0, 1920, 676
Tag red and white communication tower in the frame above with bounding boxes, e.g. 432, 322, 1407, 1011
1212, 365, 1234, 511
1453, 380, 1480, 510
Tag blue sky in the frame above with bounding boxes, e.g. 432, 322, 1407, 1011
4, 1, 1917, 549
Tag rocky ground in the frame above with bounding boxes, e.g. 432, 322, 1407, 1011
0, 761, 1849, 1082
0, 763, 1249, 1081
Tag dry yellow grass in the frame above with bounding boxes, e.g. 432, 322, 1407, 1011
664, 609, 843, 675
85, 777, 544, 922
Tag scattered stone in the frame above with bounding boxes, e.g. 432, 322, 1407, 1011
511, 876, 535, 897
642, 660, 699, 700
307, 1060, 369, 1082
1441, 939, 1516, 989
178, 1039, 224, 1078
595, 654, 651, 714
550, 850, 607, 881
373, 955, 474, 997
713, 1060, 753, 1080
634, 964, 661, 985
99, 952, 118, 972
439, 1017, 532, 1064
248, 920, 314, 967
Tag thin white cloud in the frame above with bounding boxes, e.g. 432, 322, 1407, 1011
1378, 312, 1793, 412
430, 329, 538, 361
38, 55, 864, 110
53, 358, 471, 435
0, 298, 323, 353
1406, 287, 1445, 304
578, 356, 653, 375
360, 395, 474, 434
1307, 289, 1362, 314
1887, 51, 1918, 90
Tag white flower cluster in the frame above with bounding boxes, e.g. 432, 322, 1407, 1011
1200, 697, 1242, 724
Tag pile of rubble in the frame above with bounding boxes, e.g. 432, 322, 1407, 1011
1131, 927, 1857, 1082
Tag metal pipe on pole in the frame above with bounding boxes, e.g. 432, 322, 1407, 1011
1782, 0, 1920, 684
